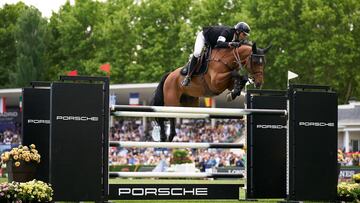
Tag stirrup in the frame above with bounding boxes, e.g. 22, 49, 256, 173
181, 76, 191, 86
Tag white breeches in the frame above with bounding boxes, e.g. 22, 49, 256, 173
193, 31, 205, 58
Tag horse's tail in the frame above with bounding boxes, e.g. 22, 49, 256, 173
151, 72, 170, 106
151, 72, 171, 142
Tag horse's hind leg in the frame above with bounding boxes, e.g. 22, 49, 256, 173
167, 95, 199, 142
168, 118, 176, 142
163, 71, 183, 142
155, 118, 167, 142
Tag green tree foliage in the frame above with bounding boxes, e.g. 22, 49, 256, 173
13, 7, 48, 87
247, 0, 360, 103
93, 0, 137, 83
0, 3, 29, 87
125, 0, 193, 82
0, 0, 359, 103
191, 0, 244, 28
47, 0, 104, 79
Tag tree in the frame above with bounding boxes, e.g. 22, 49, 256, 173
47, 0, 104, 79
13, 7, 48, 87
0, 2, 29, 87
124, 0, 193, 83
246, 0, 360, 103
191, 0, 245, 28
1, 0, 359, 104
92, 0, 137, 83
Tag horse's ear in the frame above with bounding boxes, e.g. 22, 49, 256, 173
264, 43, 272, 54
252, 42, 257, 54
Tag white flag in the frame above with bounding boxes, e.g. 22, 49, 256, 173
288, 71, 298, 80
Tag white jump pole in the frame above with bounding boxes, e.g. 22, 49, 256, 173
110, 141, 244, 149
109, 172, 244, 179
112, 111, 210, 119
111, 105, 287, 116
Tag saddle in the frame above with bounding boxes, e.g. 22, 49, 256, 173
180, 47, 212, 76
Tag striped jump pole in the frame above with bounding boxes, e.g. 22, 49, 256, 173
109, 172, 244, 179
111, 105, 287, 116
110, 141, 244, 149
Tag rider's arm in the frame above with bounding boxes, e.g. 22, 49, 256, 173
216, 36, 230, 48
215, 30, 232, 48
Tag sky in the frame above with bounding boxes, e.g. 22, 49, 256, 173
0, 0, 72, 17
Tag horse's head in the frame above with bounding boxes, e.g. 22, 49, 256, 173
238, 42, 271, 88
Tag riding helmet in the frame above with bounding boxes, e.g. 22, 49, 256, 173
234, 22, 251, 36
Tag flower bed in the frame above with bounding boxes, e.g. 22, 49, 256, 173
0, 180, 53, 202
338, 173, 360, 202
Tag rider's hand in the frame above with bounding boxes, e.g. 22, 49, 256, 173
229, 42, 241, 48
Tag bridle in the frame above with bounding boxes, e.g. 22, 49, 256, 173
208, 46, 266, 84
233, 48, 266, 84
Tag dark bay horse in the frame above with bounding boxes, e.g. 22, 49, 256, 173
152, 43, 271, 142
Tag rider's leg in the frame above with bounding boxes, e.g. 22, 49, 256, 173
181, 56, 198, 86
181, 31, 204, 86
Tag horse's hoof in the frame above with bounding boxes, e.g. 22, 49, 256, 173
226, 93, 233, 102
168, 134, 176, 142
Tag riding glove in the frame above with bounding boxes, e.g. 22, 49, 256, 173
229, 42, 241, 48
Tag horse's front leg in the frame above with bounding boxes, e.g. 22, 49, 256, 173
226, 71, 248, 101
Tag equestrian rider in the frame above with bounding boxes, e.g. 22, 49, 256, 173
181, 22, 251, 86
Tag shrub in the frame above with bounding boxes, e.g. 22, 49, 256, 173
170, 150, 192, 164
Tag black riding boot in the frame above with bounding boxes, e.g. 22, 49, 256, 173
181, 56, 198, 86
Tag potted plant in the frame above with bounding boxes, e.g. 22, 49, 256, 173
170, 150, 192, 165
1, 144, 41, 182
0, 180, 53, 202
169, 150, 198, 173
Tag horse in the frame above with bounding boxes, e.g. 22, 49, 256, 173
151, 42, 271, 142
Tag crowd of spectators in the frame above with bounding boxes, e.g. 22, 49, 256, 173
2, 118, 360, 169
109, 119, 244, 143
109, 119, 246, 169
0, 129, 21, 145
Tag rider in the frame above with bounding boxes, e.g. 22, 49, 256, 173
181, 22, 251, 86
